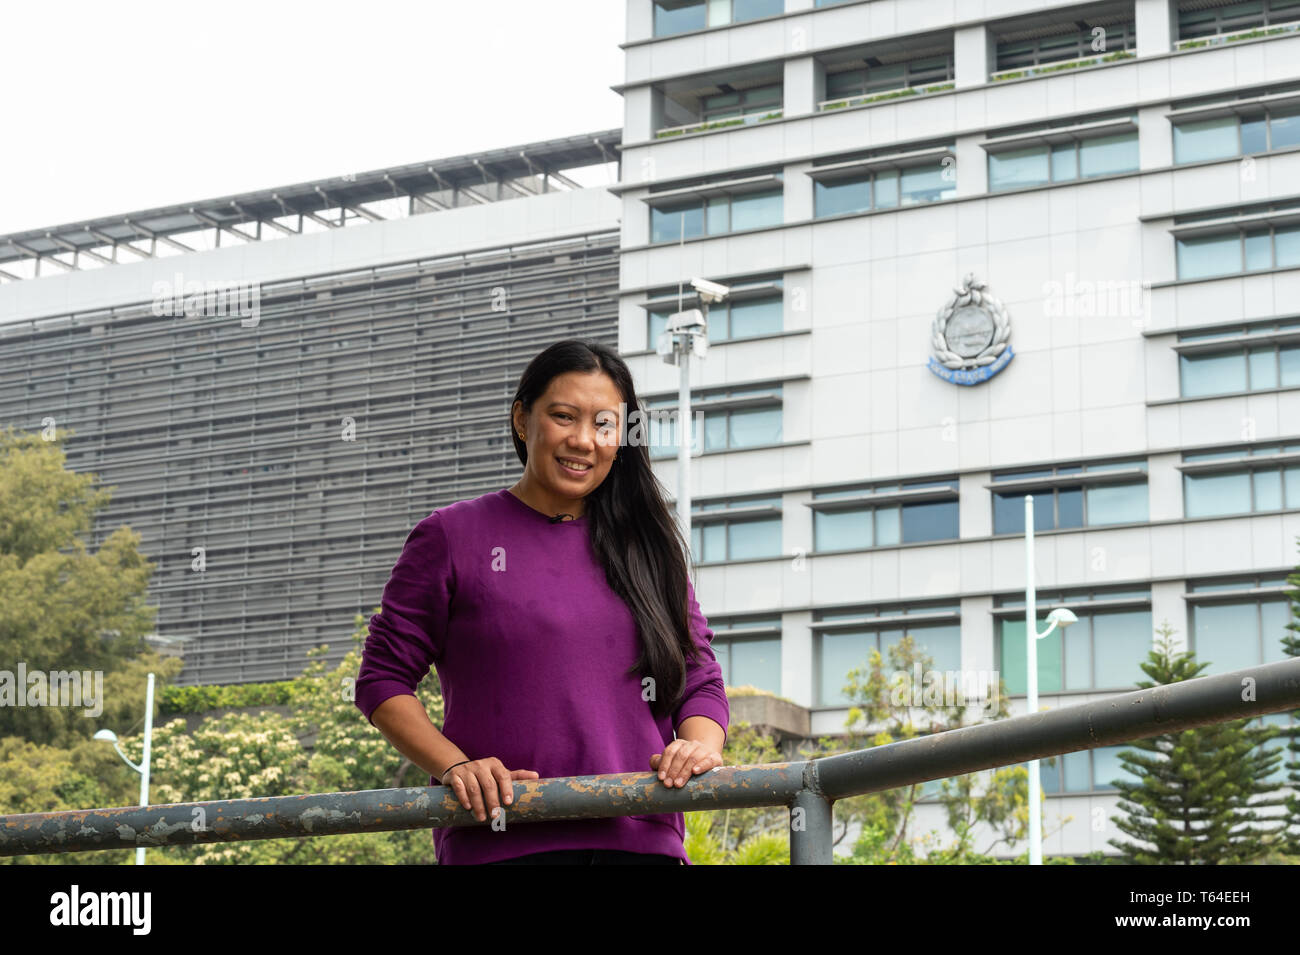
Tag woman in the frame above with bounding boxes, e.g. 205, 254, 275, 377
354, 339, 729, 865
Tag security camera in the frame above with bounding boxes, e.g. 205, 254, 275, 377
690, 277, 731, 304
666, 308, 705, 333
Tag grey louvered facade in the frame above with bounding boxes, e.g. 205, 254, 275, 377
0, 136, 622, 685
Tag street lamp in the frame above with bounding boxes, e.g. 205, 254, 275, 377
95, 671, 155, 865
657, 277, 728, 535
1023, 496, 1077, 865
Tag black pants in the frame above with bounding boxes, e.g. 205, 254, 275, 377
482, 848, 682, 865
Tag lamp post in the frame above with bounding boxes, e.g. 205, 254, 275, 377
1023, 496, 1077, 865
657, 277, 728, 534
94, 671, 155, 865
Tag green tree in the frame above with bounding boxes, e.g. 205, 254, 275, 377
0, 665, 167, 867
1281, 546, 1300, 856
1107, 620, 1288, 864
0, 425, 158, 746
681, 710, 787, 861
684, 805, 790, 865
129, 616, 445, 865
828, 633, 1031, 863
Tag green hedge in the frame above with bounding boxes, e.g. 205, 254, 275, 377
820, 82, 954, 112
159, 680, 298, 715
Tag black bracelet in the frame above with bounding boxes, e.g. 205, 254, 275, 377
440, 759, 471, 783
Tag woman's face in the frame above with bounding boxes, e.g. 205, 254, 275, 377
514, 370, 624, 504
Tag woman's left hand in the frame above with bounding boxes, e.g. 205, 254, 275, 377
649, 740, 724, 788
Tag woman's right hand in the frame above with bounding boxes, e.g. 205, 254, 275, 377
442, 758, 540, 822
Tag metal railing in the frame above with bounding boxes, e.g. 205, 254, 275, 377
990, 50, 1136, 82
3, 658, 1299, 863
1175, 21, 1300, 50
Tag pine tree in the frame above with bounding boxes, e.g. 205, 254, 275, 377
1281, 551, 1300, 856
1107, 621, 1288, 864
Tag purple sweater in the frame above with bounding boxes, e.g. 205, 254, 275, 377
355, 487, 730, 865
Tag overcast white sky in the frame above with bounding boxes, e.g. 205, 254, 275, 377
0, 0, 626, 235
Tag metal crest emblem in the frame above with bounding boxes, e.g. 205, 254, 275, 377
927, 272, 1014, 386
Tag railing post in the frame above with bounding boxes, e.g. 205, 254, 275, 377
789, 789, 833, 865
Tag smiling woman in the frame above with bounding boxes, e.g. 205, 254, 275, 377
355, 339, 729, 865
510, 369, 625, 519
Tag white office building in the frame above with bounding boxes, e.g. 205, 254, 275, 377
617, 0, 1300, 858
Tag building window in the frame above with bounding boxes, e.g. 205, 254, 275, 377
995, 21, 1136, 72
1023, 745, 1142, 794
711, 616, 782, 694
1188, 575, 1292, 674
731, 0, 783, 21
652, 1, 706, 36
996, 591, 1152, 694
1175, 222, 1300, 279
701, 83, 783, 123
653, 0, 783, 34
647, 384, 783, 458
816, 602, 962, 705
813, 159, 955, 216
988, 130, 1138, 191
1173, 105, 1300, 164
812, 479, 959, 550
991, 460, 1149, 534
823, 54, 953, 106
649, 291, 782, 346
657, 75, 784, 135
689, 496, 783, 563
649, 187, 783, 243
1178, 0, 1300, 41
1182, 444, 1300, 516
1260, 712, 1298, 783
1177, 321, 1300, 396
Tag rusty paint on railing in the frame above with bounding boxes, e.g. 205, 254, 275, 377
0, 763, 808, 857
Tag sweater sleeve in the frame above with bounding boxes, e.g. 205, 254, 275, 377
672, 576, 730, 748
354, 511, 453, 727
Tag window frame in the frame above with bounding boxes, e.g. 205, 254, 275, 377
822, 52, 954, 105
810, 479, 960, 551
1180, 449, 1300, 517
646, 383, 785, 459
647, 290, 783, 347
1172, 100, 1300, 164
646, 183, 784, 245
709, 616, 783, 694
1186, 575, 1294, 674
814, 602, 963, 706
1176, 328, 1300, 396
985, 125, 1139, 192
1030, 744, 1141, 794
995, 602, 1153, 695
688, 495, 784, 563
652, 0, 787, 37
810, 148, 956, 216
1177, 0, 1300, 41
995, 21, 1137, 72
989, 460, 1149, 534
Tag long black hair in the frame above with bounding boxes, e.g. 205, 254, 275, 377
510, 339, 701, 719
